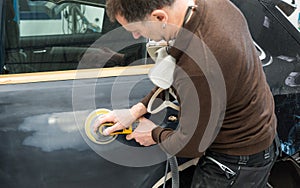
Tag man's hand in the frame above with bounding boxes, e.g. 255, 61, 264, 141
126, 117, 157, 146
93, 109, 134, 135
93, 103, 147, 136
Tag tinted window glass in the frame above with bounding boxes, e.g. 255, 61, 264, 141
19, 2, 105, 36
3, 0, 147, 74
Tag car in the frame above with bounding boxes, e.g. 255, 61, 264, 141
0, 0, 299, 188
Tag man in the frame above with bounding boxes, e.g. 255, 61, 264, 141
94, 0, 279, 187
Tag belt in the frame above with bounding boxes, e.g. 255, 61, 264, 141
206, 136, 280, 166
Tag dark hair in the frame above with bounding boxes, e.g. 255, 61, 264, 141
106, 0, 175, 22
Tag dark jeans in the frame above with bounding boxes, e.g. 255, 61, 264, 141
191, 137, 280, 188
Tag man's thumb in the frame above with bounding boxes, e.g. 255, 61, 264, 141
126, 134, 133, 140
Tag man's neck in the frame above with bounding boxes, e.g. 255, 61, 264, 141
163, 0, 192, 40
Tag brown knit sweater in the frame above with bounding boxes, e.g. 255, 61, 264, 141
141, 0, 277, 158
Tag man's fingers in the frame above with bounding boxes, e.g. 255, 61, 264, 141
138, 117, 146, 122
102, 122, 124, 136
126, 133, 134, 140
93, 115, 112, 132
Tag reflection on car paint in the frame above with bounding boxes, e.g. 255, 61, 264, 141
19, 111, 89, 152
285, 72, 300, 87
254, 41, 273, 67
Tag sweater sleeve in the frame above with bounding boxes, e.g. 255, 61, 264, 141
151, 70, 214, 158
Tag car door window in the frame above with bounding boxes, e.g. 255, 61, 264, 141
19, 1, 105, 36
3, 0, 147, 74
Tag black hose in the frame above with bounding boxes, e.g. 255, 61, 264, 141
163, 155, 179, 188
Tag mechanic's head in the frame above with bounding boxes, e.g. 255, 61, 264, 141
106, 0, 189, 41
106, 0, 175, 22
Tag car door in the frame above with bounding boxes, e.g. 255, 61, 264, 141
0, 1, 169, 188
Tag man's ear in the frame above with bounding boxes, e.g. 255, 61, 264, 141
150, 10, 168, 22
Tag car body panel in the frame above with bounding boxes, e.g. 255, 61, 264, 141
0, 73, 169, 188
